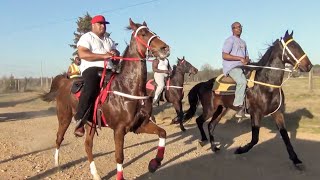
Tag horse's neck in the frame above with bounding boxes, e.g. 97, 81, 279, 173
117, 45, 147, 94
170, 66, 184, 86
257, 44, 285, 85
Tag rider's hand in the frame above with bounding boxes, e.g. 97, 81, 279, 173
103, 52, 113, 59
240, 57, 249, 65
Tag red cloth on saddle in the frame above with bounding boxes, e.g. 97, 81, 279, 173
146, 79, 155, 90
75, 91, 81, 99
146, 78, 170, 91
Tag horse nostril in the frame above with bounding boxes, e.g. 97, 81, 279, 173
309, 64, 313, 70
161, 46, 169, 52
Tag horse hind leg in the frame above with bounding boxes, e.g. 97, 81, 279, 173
208, 106, 228, 152
84, 125, 101, 180
272, 111, 303, 167
196, 113, 211, 146
55, 103, 72, 167
135, 121, 167, 174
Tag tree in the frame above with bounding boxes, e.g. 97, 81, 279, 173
69, 13, 113, 61
69, 12, 92, 59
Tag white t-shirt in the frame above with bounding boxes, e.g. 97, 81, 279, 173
77, 32, 116, 73
157, 59, 169, 71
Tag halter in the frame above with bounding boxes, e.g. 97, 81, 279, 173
133, 26, 159, 58
280, 38, 307, 70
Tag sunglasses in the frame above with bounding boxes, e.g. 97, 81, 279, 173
232, 25, 243, 29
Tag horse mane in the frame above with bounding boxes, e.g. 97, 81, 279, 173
171, 65, 177, 76
244, 39, 280, 71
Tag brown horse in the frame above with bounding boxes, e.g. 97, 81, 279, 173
146, 57, 198, 131
184, 31, 313, 167
41, 19, 170, 180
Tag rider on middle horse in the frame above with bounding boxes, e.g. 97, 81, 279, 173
152, 57, 172, 105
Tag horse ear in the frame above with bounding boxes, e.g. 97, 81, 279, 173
129, 18, 137, 31
183, 56, 185, 60
290, 31, 294, 37
285, 30, 289, 37
143, 21, 147, 26
177, 57, 181, 60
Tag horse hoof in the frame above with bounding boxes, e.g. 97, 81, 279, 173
148, 158, 161, 173
293, 158, 304, 171
294, 163, 305, 171
198, 140, 207, 147
234, 147, 244, 154
180, 127, 186, 132
170, 120, 179, 125
211, 146, 220, 152
92, 174, 102, 180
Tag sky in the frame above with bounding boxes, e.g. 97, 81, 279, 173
0, 0, 319, 78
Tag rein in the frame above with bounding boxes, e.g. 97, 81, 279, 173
99, 25, 161, 99
243, 38, 308, 116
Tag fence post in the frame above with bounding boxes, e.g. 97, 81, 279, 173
46, 77, 48, 90
309, 67, 313, 91
17, 79, 20, 92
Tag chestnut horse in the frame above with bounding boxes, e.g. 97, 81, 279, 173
42, 19, 170, 180
184, 31, 313, 167
146, 56, 198, 131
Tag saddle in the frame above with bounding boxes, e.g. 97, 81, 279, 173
213, 70, 256, 95
71, 70, 114, 95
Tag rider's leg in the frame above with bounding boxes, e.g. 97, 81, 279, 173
153, 72, 166, 104
228, 68, 247, 117
74, 67, 102, 137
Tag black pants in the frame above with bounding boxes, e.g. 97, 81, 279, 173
74, 67, 103, 121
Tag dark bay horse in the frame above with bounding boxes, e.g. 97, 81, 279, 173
184, 31, 313, 167
146, 57, 198, 131
41, 19, 170, 180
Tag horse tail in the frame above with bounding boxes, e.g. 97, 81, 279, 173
184, 77, 216, 120
41, 74, 67, 102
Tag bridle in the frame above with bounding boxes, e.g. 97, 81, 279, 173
280, 38, 307, 70
133, 26, 159, 58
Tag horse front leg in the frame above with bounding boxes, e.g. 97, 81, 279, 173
136, 121, 167, 173
272, 111, 302, 167
171, 101, 186, 132
84, 125, 100, 180
114, 128, 126, 180
235, 112, 261, 154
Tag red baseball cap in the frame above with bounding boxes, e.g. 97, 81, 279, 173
91, 15, 110, 24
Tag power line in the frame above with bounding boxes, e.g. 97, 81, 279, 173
6, 0, 163, 36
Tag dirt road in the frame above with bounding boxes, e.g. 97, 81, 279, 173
0, 92, 319, 180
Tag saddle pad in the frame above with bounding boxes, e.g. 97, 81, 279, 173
213, 70, 256, 94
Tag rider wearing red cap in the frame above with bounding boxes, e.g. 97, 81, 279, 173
74, 15, 119, 137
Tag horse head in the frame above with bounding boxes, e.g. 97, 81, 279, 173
280, 30, 313, 72
177, 56, 198, 75
129, 18, 170, 59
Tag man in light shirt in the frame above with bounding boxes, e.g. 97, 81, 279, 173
74, 15, 119, 137
152, 57, 172, 105
222, 22, 250, 118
